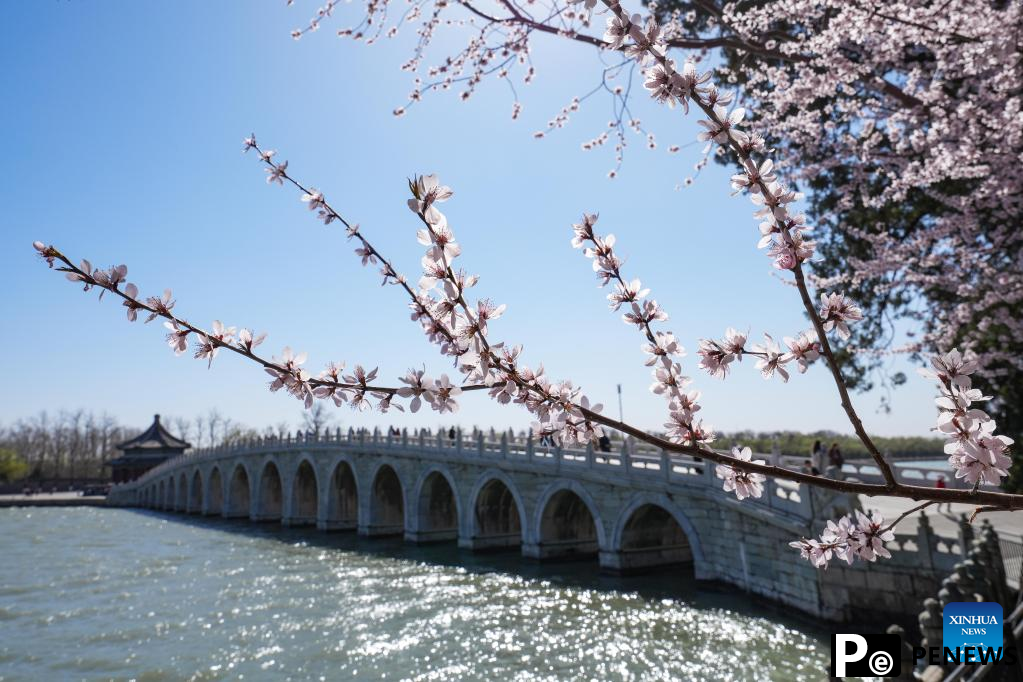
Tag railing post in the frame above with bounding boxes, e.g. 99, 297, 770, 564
916, 512, 935, 571
621, 440, 631, 474
500, 432, 508, 459
477, 432, 485, 457
526, 434, 534, 459
957, 513, 974, 558
703, 460, 716, 487
586, 441, 594, 468
660, 449, 670, 481
980, 520, 1010, 606
419, 429, 426, 449
456, 429, 463, 455
918, 597, 943, 653
799, 483, 814, 518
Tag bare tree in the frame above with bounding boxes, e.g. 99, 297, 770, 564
302, 402, 334, 438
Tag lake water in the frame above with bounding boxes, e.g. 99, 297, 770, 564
0, 507, 830, 680
892, 460, 947, 469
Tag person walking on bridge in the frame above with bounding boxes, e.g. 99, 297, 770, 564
811, 440, 824, 473
826, 442, 844, 477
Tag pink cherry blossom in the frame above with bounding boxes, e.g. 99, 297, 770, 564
781, 332, 820, 373
237, 328, 267, 352
144, 289, 175, 323
431, 374, 462, 413
33, 241, 56, 267
314, 361, 350, 406
163, 321, 189, 356
396, 368, 435, 412
122, 283, 141, 321
409, 174, 453, 214
715, 446, 766, 500
819, 292, 863, 340
265, 160, 288, 185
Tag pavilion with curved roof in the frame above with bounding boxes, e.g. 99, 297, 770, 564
107, 414, 190, 483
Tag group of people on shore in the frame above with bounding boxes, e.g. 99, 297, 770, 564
800, 440, 844, 477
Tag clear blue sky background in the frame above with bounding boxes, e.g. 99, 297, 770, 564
0, 2, 937, 438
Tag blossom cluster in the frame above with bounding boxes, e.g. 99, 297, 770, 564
695, 328, 822, 383
570, 212, 713, 450
715, 446, 766, 500
402, 174, 608, 444
789, 511, 895, 568
922, 349, 1014, 487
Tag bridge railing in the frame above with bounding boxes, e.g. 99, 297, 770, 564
115, 426, 822, 519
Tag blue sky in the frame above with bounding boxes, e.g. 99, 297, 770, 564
0, 2, 937, 438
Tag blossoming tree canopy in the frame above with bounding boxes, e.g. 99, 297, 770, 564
283, 0, 1023, 491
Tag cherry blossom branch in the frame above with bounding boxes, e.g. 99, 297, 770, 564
570, 213, 714, 447
600, 0, 900, 489
33, 242, 489, 413
881, 501, 935, 533
706, 92, 900, 489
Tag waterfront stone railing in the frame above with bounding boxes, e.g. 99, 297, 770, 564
832, 459, 1000, 491
769, 454, 999, 491
118, 427, 818, 520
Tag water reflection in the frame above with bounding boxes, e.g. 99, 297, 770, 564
0, 508, 829, 680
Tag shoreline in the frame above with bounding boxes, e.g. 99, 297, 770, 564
0, 494, 107, 508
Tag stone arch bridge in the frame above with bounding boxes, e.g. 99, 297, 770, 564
109, 428, 963, 622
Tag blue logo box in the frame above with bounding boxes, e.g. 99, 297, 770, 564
943, 602, 1003, 662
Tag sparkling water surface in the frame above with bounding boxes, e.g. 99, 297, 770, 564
0, 508, 829, 680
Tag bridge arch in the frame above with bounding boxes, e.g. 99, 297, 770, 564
465, 470, 525, 551
165, 477, 176, 510
531, 479, 606, 560
157, 480, 165, 509
364, 462, 405, 536
255, 459, 284, 521
287, 457, 319, 526
188, 469, 203, 513
608, 493, 702, 574
410, 465, 460, 543
176, 473, 188, 512
206, 466, 223, 515
225, 463, 252, 518
324, 457, 359, 530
